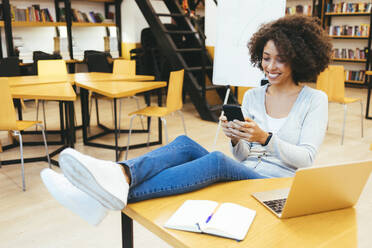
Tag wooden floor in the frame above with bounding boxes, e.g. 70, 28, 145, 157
1, 85, 372, 248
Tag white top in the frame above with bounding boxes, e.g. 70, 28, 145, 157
230, 84, 328, 178
265, 113, 288, 133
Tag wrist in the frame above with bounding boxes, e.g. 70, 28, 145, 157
261, 132, 272, 146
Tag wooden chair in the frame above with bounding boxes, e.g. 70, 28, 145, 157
36, 60, 68, 130
0, 79, 51, 191
316, 65, 363, 145
114, 59, 145, 134
125, 69, 186, 159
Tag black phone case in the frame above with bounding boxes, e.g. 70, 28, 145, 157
222, 104, 244, 121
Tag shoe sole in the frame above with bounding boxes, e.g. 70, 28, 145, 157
40, 168, 108, 225
59, 153, 124, 210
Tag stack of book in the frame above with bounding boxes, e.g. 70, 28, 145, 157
345, 70, 366, 82
286, 5, 312, 16
328, 24, 370, 36
10, 4, 54, 22
59, 8, 108, 23
332, 48, 366, 60
326, 2, 372, 13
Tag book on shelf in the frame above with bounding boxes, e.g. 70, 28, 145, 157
326, 2, 371, 13
9, 4, 54, 22
345, 70, 366, 82
69, 9, 106, 23
328, 24, 370, 37
285, 5, 312, 16
164, 200, 256, 241
332, 47, 366, 60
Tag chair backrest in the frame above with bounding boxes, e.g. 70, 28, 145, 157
328, 65, 345, 103
316, 65, 345, 103
0, 57, 20, 77
0, 78, 17, 130
32, 51, 62, 75
166, 69, 184, 111
85, 53, 112, 73
38, 59, 68, 76
113, 59, 136, 75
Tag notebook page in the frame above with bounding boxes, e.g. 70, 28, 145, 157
164, 200, 218, 233
203, 203, 256, 240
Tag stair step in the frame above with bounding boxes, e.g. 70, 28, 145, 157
185, 66, 213, 71
165, 30, 197, 34
205, 85, 227, 91
156, 13, 186, 17
175, 48, 204, 52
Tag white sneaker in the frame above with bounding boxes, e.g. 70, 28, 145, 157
40, 168, 108, 226
59, 148, 129, 210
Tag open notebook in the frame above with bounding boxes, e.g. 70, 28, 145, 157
164, 200, 256, 241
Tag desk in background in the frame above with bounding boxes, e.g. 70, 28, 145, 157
75, 80, 166, 161
122, 176, 372, 248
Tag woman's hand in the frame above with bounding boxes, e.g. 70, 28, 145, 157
220, 115, 240, 146
228, 117, 269, 145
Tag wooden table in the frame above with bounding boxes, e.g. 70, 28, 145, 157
122, 176, 372, 248
72, 72, 155, 83
6, 73, 155, 87
8, 75, 70, 87
5, 83, 77, 166
75, 80, 166, 161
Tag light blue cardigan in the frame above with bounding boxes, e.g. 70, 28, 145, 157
231, 84, 328, 178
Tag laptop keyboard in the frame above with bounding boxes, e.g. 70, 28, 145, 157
263, 198, 287, 214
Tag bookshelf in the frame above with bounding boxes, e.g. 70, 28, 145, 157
0, 0, 122, 64
322, 0, 372, 86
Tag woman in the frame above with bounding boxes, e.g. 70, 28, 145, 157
41, 15, 332, 225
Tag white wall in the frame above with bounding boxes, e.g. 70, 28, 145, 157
205, 0, 217, 47
121, 0, 171, 43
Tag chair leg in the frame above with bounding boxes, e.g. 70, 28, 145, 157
341, 104, 347, 145
13, 131, 25, 191
37, 123, 51, 169
134, 96, 145, 130
95, 97, 100, 126
360, 100, 364, 138
161, 117, 169, 144
125, 115, 137, 160
35, 100, 40, 131
177, 110, 187, 135
111, 100, 115, 127
118, 99, 122, 139
147, 117, 152, 147
42, 101, 47, 130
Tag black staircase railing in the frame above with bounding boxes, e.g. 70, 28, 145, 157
135, 0, 237, 121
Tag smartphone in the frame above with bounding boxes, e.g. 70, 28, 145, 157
222, 104, 245, 121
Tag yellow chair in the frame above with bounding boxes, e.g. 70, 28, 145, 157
125, 69, 186, 159
113, 59, 145, 133
36, 60, 68, 129
316, 65, 363, 145
0, 79, 51, 191
113, 59, 136, 75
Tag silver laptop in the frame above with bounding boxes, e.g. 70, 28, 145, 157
252, 160, 372, 218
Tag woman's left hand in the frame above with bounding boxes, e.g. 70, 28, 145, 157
229, 118, 269, 145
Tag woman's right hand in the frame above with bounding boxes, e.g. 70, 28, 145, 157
220, 115, 240, 146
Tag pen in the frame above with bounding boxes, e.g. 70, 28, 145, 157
206, 204, 220, 223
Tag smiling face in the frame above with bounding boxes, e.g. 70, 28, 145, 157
261, 40, 295, 86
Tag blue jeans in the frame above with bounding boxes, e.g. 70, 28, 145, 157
120, 135, 267, 203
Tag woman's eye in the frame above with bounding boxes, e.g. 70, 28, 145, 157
263, 57, 270, 61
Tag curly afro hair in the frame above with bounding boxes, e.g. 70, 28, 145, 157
248, 15, 332, 84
